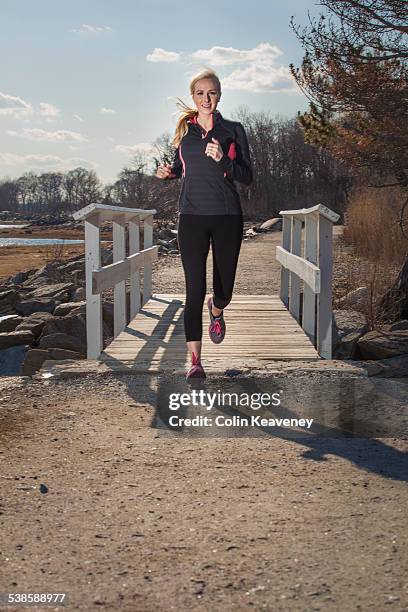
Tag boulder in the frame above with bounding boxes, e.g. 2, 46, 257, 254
332, 309, 369, 358
258, 218, 282, 232
357, 329, 408, 360
0, 345, 29, 376
14, 312, 54, 338
28, 282, 74, 301
38, 333, 86, 354
0, 315, 24, 333
47, 348, 85, 361
15, 298, 58, 316
101, 247, 113, 266
53, 301, 86, 316
72, 287, 85, 301
22, 349, 50, 376
102, 302, 114, 332
333, 309, 368, 339
388, 320, 408, 331
0, 289, 19, 315
158, 228, 175, 241
334, 330, 366, 359
57, 259, 84, 274
338, 286, 369, 310
0, 330, 35, 350
40, 313, 87, 342
9, 270, 34, 285
23, 263, 59, 285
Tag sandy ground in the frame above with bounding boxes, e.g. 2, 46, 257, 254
1, 226, 408, 612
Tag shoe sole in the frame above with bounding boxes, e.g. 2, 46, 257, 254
207, 297, 225, 344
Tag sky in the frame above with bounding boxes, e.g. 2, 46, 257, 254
0, 0, 323, 185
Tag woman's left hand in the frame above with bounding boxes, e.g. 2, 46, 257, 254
205, 137, 224, 162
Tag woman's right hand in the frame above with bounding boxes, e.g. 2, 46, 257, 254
156, 163, 172, 179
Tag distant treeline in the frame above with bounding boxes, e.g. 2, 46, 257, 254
0, 112, 354, 221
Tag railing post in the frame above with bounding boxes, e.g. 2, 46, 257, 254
129, 218, 141, 318
85, 213, 103, 359
289, 216, 302, 320
113, 218, 127, 337
317, 215, 334, 359
143, 215, 153, 306
302, 214, 318, 344
280, 216, 291, 307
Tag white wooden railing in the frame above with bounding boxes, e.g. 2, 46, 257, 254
73, 203, 158, 359
276, 204, 340, 359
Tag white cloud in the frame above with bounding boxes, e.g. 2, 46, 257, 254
38, 102, 61, 117
114, 142, 153, 155
146, 42, 298, 94
73, 114, 84, 122
70, 24, 112, 34
146, 48, 181, 63
107, 136, 115, 142
7, 128, 88, 142
222, 64, 297, 94
100, 107, 117, 114
190, 42, 283, 66
0, 91, 33, 118
0, 152, 97, 173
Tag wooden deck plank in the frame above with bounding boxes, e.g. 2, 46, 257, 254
100, 293, 319, 371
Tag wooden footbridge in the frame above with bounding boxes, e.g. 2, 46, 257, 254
72, 203, 339, 374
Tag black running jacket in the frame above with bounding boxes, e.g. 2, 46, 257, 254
165, 110, 252, 215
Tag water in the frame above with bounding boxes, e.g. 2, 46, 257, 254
0, 224, 29, 229
0, 238, 84, 246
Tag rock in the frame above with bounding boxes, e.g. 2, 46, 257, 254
245, 228, 258, 237
258, 218, 282, 232
0, 345, 29, 375
47, 348, 85, 360
57, 260, 84, 274
38, 333, 86, 354
25, 263, 59, 284
357, 329, 408, 360
101, 247, 112, 266
28, 282, 74, 301
53, 301, 86, 316
9, 270, 33, 285
158, 228, 175, 241
389, 320, 408, 331
352, 353, 408, 377
72, 287, 85, 301
332, 309, 369, 358
338, 286, 369, 310
0, 330, 35, 350
102, 302, 114, 332
15, 298, 58, 316
333, 309, 368, 339
40, 313, 87, 343
14, 312, 54, 338
0, 315, 24, 333
334, 330, 366, 359
0, 289, 19, 314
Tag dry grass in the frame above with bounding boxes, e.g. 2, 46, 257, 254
342, 183, 407, 266
334, 183, 407, 329
0, 244, 85, 282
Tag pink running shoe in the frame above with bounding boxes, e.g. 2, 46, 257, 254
207, 297, 226, 344
186, 351, 206, 380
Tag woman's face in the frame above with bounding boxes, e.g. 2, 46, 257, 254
191, 78, 221, 114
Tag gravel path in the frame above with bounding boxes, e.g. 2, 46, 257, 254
1, 228, 407, 612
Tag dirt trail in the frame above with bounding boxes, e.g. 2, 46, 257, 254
1, 228, 408, 612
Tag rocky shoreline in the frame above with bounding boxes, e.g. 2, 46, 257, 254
1, 214, 408, 377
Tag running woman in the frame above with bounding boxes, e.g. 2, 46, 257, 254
156, 68, 253, 379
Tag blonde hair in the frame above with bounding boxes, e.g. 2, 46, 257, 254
171, 68, 221, 148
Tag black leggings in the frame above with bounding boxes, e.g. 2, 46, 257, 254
177, 213, 244, 342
